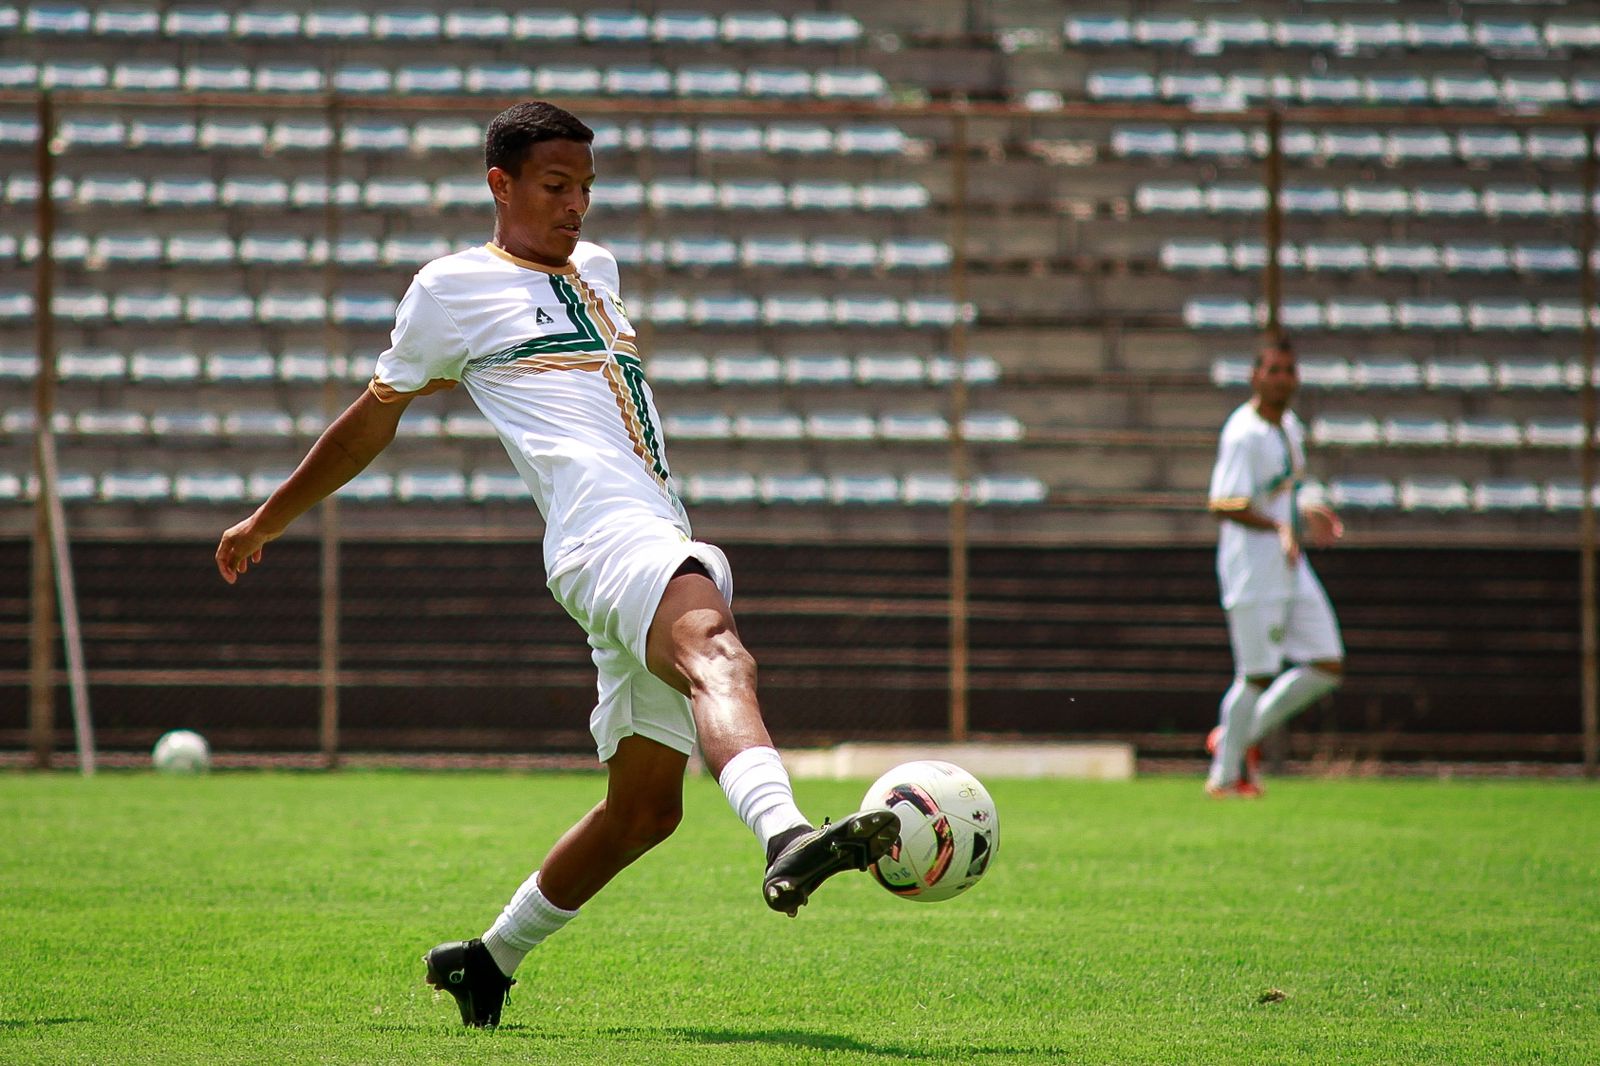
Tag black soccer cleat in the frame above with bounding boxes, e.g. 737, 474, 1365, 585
762, 809, 901, 917
423, 938, 514, 1028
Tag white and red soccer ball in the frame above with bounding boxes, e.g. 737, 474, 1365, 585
861, 760, 999, 903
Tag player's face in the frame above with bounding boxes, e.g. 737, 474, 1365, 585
489, 139, 595, 267
1252, 346, 1298, 408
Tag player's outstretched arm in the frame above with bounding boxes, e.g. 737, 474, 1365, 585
215, 387, 413, 583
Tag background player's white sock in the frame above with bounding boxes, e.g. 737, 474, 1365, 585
482, 871, 578, 977
1249, 666, 1340, 744
717, 745, 810, 850
1207, 679, 1261, 788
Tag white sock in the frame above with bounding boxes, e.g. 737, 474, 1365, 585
1207, 679, 1261, 788
717, 745, 809, 851
1249, 666, 1340, 745
481, 871, 578, 977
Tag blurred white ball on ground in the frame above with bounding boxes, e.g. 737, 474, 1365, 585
152, 729, 211, 773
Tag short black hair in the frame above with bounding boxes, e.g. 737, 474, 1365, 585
1253, 335, 1295, 369
484, 101, 594, 175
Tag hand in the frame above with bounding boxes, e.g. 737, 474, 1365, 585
1301, 504, 1345, 549
1278, 521, 1301, 566
215, 513, 280, 584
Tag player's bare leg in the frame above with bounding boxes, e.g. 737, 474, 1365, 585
646, 560, 898, 915
426, 736, 687, 1026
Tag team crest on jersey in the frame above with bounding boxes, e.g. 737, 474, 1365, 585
535, 307, 555, 325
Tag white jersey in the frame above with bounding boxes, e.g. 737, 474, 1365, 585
371, 241, 689, 579
1208, 402, 1309, 608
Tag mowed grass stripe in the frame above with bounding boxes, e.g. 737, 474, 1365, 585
1, 773, 1595, 1065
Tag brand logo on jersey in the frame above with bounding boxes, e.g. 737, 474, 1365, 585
535, 307, 555, 325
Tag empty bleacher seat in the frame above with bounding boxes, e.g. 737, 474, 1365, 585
745, 67, 813, 98
100, 472, 171, 503
1344, 184, 1410, 215
685, 472, 757, 505
1383, 416, 1450, 446
1366, 74, 1431, 106
187, 291, 256, 323
816, 69, 887, 100
1089, 70, 1158, 102
397, 469, 467, 502
1325, 299, 1392, 331
712, 351, 781, 386
733, 412, 804, 441
168, 233, 235, 265
467, 63, 533, 95
174, 472, 246, 503
1424, 359, 1492, 390
834, 296, 900, 328
445, 9, 510, 39
333, 65, 392, 94
1185, 297, 1253, 331
1473, 480, 1542, 512
1400, 477, 1470, 512
91, 233, 162, 266
1414, 184, 1480, 216
1066, 14, 1131, 47
962, 412, 1023, 442
130, 346, 200, 380
221, 176, 287, 207
207, 350, 276, 382
95, 6, 160, 35
114, 60, 180, 92
1455, 418, 1522, 448
1282, 184, 1341, 216
1112, 126, 1179, 158
721, 11, 787, 44
469, 470, 528, 501
781, 353, 850, 387
223, 409, 294, 437
1136, 182, 1204, 214
759, 474, 828, 505
1313, 414, 1381, 446
1525, 419, 1586, 448
147, 174, 214, 204
56, 117, 125, 148
1433, 71, 1499, 106
806, 410, 875, 441
1373, 242, 1441, 273
1331, 477, 1397, 510
1407, 18, 1470, 50
1398, 300, 1463, 331
971, 475, 1047, 506
828, 474, 898, 506
1443, 242, 1511, 273
1468, 299, 1536, 331
255, 63, 322, 93
1496, 359, 1567, 390
663, 411, 731, 440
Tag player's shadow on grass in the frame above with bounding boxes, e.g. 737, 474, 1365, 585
0, 1018, 90, 1029
609, 1025, 1057, 1060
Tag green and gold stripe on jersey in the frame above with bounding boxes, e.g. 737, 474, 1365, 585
468, 248, 668, 489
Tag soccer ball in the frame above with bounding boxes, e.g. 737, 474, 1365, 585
152, 729, 211, 773
860, 760, 999, 903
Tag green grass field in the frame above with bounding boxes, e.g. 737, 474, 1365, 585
1, 771, 1595, 1065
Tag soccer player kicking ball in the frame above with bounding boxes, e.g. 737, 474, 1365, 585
214, 102, 898, 1027
1204, 337, 1346, 798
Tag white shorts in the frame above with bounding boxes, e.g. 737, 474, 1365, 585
547, 527, 733, 763
1226, 563, 1344, 678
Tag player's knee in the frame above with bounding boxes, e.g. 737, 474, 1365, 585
608, 798, 683, 852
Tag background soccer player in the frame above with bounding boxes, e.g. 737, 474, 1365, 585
214, 101, 898, 1027
1204, 337, 1346, 797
